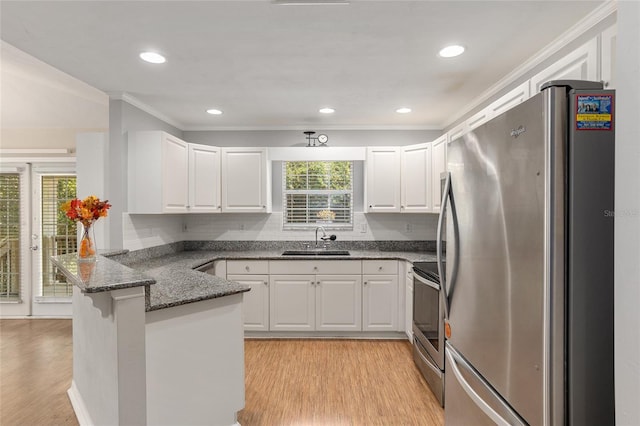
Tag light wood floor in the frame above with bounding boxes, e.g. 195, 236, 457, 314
239, 339, 444, 426
0, 320, 444, 426
0, 319, 77, 426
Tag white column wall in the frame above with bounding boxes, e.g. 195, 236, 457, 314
614, 2, 640, 424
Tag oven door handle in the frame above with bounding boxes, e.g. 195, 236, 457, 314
413, 272, 440, 291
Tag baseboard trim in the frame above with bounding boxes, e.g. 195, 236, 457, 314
244, 331, 409, 340
67, 381, 93, 426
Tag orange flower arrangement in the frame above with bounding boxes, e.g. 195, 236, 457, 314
61, 196, 111, 259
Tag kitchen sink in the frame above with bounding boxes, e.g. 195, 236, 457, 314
281, 250, 350, 256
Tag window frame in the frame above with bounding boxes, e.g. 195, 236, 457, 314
282, 161, 354, 230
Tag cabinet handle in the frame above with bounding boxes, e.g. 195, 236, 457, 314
264, 281, 268, 285
245, 266, 250, 272
369, 205, 373, 208
378, 266, 383, 271
364, 281, 368, 285
313, 266, 318, 271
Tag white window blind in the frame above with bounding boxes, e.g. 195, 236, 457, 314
0, 173, 21, 300
283, 161, 353, 229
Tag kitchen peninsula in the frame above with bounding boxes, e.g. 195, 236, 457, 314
52, 241, 436, 425
51, 251, 249, 426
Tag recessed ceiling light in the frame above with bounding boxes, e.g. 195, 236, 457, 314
139, 51, 166, 64
438, 45, 465, 58
319, 107, 335, 114
396, 107, 412, 114
206, 109, 223, 115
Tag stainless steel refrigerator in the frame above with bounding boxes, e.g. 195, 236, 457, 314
437, 80, 615, 426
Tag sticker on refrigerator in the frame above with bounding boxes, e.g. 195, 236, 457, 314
576, 94, 614, 130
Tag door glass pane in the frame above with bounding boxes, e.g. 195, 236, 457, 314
40, 176, 76, 298
0, 174, 21, 300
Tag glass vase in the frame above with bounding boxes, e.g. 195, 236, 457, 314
78, 223, 96, 262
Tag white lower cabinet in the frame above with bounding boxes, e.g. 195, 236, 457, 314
227, 260, 270, 331
269, 275, 316, 331
229, 274, 269, 331
315, 275, 362, 331
362, 272, 398, 331
269, 274, 362, 332
231, 259, 404, 335
360, 260, 399, 333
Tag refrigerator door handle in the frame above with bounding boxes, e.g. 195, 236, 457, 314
437, 172, 451, 319
446, 346, 527, 426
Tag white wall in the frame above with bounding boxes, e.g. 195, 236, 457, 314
0, 42, 108, 149
614, 2, 640, 424
107, 100, 184, 249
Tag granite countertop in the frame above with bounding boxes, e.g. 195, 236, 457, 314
55, 246, 438, 313
50, 253, 156, 293
127, 249, 436, 311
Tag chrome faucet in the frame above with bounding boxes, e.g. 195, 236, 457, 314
314, 226, 336, 248
315, 226, 326, 248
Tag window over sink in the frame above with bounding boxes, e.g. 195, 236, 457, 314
283, 161, 353, 229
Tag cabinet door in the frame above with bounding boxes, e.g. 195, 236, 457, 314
315, 275, 362, 331
529, 38, 598, 94
365, 147, 401, 212
269, 275, 315, 331
228, 274, 269, 331
221, 148, 270, 213
488, 81, 530, 118
431, 135, 447, 213
600, 25, 617, 89
401, 143, 431, 213
161, 134, 189, 213
362, 274, 398, 331
188, 144, 221, 213
466, 109, 491, 131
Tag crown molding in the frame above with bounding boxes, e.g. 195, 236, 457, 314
107, 92, 185, 130
441, 0, 617, 129
181, 124, 441, 132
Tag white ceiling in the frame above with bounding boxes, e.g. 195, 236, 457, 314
0, 1, 605, 131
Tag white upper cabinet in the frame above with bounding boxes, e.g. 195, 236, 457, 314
487, 81, 530, 119
401, 143, 432, 213
221, 147, 271, 213
161, 134, 190, 213
189, 144, 221, 213
128, 132, 221, 214
447, 123, 466, 145
600, 24, 617, 89
530, 37, 598, 94
466, 109, 491, 131
430, 135, 447, 213
365, 147, 401, 212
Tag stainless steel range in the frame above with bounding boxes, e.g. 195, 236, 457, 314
412, 260, 445, 406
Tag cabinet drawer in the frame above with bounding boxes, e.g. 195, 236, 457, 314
227, 260, 269, 275
363, 260, 398, 275
269, 260, 361, 275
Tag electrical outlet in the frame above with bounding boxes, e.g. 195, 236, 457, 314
239, 223, 245, 231
405, 223, 413, 232
359, 223, 367, 233
182, 223, 188, 232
